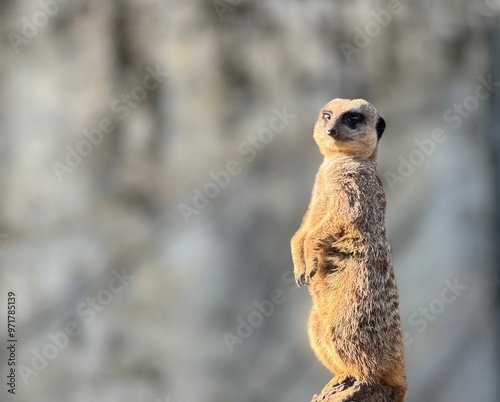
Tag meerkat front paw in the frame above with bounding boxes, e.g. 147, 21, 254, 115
293, 257, 312, 287
294, 264, 307, 287
295, 268, 316, 287
302, 248, 318, 286
291, 234, 308, 287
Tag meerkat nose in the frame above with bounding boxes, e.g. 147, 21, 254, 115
327, 126, 337, 136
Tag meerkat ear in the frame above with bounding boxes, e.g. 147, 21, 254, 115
376, 116, 386, 140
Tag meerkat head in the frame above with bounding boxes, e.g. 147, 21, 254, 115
312, 98, 386, 159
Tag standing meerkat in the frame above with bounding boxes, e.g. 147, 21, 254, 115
291, 99, 408, 401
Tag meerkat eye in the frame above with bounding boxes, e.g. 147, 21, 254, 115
342, 112, 364, 129
323, 112, 331, 122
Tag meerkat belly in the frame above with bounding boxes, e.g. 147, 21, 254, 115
308, 268, 361, 373
309, 257, 400, 372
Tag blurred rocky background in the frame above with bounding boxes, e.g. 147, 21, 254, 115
0, 0, 499, 401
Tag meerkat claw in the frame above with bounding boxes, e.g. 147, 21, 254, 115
296, 273, 306, 287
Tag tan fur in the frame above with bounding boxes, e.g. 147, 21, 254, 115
291, 99, 408, 401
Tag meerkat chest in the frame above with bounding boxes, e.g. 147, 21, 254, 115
307, 172, 333, 225
310, 166, 385, 228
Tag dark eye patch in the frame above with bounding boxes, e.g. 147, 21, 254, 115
341, 112, 364, 129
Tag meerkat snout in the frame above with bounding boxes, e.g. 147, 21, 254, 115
325, 111, 367, 137
327, 126, 337, 136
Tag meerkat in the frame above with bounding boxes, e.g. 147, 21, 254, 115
291, 99, 408, 401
